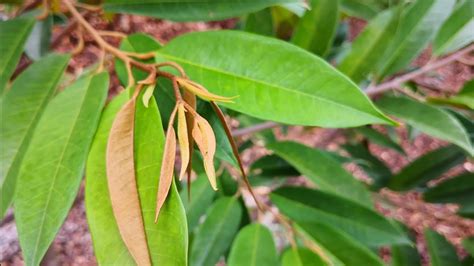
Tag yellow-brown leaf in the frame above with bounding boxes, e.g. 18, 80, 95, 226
155, 107, 178, 222
106, 97, 151, 266
177, 104, 189, 180
192, 115, 217, 190
177, 78, 235, 103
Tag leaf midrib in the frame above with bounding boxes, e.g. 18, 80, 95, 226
158, 53, 383, 122
30, 78, 92, 264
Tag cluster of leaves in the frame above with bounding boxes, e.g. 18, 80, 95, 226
1, 0, 473, 265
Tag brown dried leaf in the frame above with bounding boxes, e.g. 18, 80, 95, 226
155, 106, 178, 222
183, 90, 196, 199
106, 97, 151, 266
177, 104, 189, 180
177, 78, 236, 103
192, 115, 217, 190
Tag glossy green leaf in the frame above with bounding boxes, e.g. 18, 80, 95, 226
268, 141, 373, 208
378, 0, 455, 77
0, 54, 69, 217
216, 171, 239, 196
299, 222, 384, 265
377, 96, 473, 155
15, 73, 109, 265
291, 0, 339, 57
281, 247, 326, 266
339, 0, 387, 19
343, 143, 392, 190
434, 0, 474, 56
115, 33, 161, 86
250, 154, 299, 178
271, 186, 409, 247
423, 173, 474, 205
227, 224, 279, 266
157, 30, 394, 127
391, 223, 421, 266
104, 0, 303, 22
354, 126, 404, 154
244, 8, 274, 36
180, 175, 216, 233
458, 203, 474, 219
429, 80, 474, 110
425, 229, 462, 266
338, 8, 399, 83
24, 15, 53, 60
85, 90, 135, 265
190, 196, 242, 266
0, 17, 35, 94
388, 145, 465, 191
134, 93, 188, 265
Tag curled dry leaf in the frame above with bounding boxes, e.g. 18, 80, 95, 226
155, 106, 178, 222
192, 114, 217, 190
106, 95, 151, 266
177, 77, 236, 103
183, 90, 196, 199
177, 103, 190, 180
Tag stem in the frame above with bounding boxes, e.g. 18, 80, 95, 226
366, 44, 474, 96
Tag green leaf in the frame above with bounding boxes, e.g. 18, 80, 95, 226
354, 126, 404, 154
423, 172, 474, 205
458, 202, 474, 219
281, 247, 326, 266
378, 0, 456, 77
0, 54, 69, 217
339, 0, 388, 19
134, 93, 188, 266
250, 154, 299, 178
299, 222, 384, 265
85, 90, 135, 265
180, 175, 216, 233
227, 224, 279, 266
425, 229, 462, 266
0, 17, 35, 94
244, 8, 274, 36
343, 143, 392, 190
216, 171, 239, 197
15, 73, 109, 266
291, 0, 339, 57
267, 141, 373, 208
338, 8, 399, 83
388, 145, 465, 191
115, 33, 162, 86
463, 237, 474, 257
391, 225, 421, 266
429, 79, 474, 110
24, 14, 53, 60
104, 0, 303, 22
190, 196, 242, 266
271, 186, 409, 247
433, 0, 474, 56
377, 96, 474, 155
156, 30, 394, 127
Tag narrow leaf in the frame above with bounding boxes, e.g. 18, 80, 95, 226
192, 115, 217, 190
281, 247, 326, 266
388, 145, 466, 191
0, 54, 69, 217
15, 73, 109, 265
354, 126, 404, 154
180, 175, 215, 232
228, 224, 279, 266
423, 172, 474, 205
268, 141, 373, 208
177, 104, 190, 180
24, 14, 53, 60
156, 30, 395, 127
0, 17, 35, 94
106, 93, 151, 265
425, 229, 462, 266
433, 0, 474, 56
104, 0, 304, 22
244, 8, 274, 36
190, 197, 242, 266
155, 107, 177, 221
378, 95, 474, 156
299, 222, 385, 265
463, 237, 474, 257
377, 0, 455, 77
271, 186, 409, 247
292, 0, 339, 57
338, 8, 399, 83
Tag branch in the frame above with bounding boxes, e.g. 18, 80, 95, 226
232, 121, 279, 137
366, 44, 474, 96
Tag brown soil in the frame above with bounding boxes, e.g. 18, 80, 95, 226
1, 12, 473, 266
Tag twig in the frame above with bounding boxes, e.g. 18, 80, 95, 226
366, 44, 474, 96
232, 121, 279, 137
